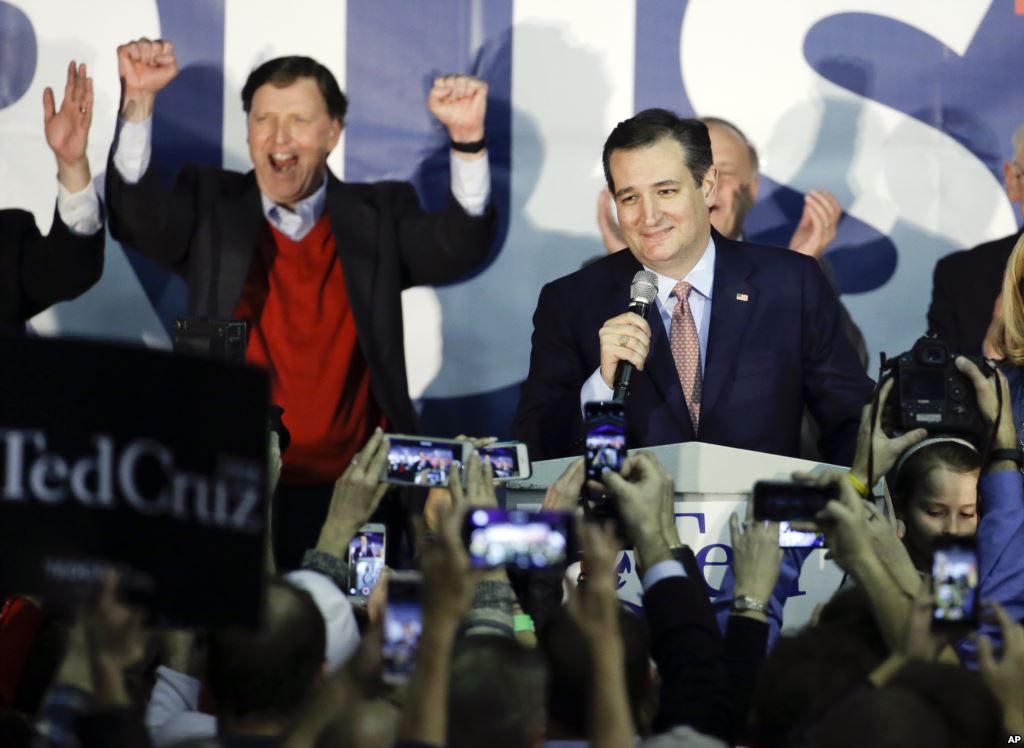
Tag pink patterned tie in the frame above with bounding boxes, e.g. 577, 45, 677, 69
670, 280, 702, 431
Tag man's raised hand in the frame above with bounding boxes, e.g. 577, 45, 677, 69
428, 74, 487, 147
117, 38, 179, 121
43, 61, 93, 192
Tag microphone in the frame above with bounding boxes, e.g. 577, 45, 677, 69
612, 270, 659, 402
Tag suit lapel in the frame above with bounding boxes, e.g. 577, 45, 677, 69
324, 175, 380, 350
701, 233, 755, 421
214, 176, 263, 316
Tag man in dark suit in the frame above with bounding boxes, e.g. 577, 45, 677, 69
929, 127, 1024, 355
514, 109, 871, 465
106, 40, 496, 567
2, 61, 104, 330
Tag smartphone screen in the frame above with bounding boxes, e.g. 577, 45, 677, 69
932, 539, 979, 626
778, 521, 825, 548
382, 573, 423, 684
584, 401, 626, 482
477, 442, 531, 481
347, 525, 386, 600
463, 508, 573, 569
752, 481, 838, 522
383, 436, 465, 487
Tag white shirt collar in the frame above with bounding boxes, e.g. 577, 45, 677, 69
647, 234, 716, 305
260, 177, 328, 242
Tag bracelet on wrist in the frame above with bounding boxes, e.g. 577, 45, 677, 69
451, 136, 486, 153
846, 472, 870, 498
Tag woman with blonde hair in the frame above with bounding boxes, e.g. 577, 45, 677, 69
989, 232, 1024, 443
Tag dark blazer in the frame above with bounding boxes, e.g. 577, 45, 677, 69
0, 206, 104, 329
643, 568, 732, 742
928, 230, 1022, 356
106, 160, 496, 433
512, 231, 873, 464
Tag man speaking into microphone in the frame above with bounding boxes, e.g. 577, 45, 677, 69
513, 109, 871, 463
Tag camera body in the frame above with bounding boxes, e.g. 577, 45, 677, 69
173, 317, 248, 364
888, 336, 993, 440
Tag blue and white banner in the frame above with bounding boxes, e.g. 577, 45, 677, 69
3, 0, 1022, 437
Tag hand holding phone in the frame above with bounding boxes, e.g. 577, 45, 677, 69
462, 508, 574, 569
476, 441, 532, 481
931, 538, 979, 628
381, 571, 423, 684
753, 480, 837, 548
584, 400, 626, 482
382, 435, 472, 487
347, 523, 386, 602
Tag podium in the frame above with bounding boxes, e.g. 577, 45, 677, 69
506, 442, 858, 632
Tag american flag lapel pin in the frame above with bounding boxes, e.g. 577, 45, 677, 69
736, 292, 749, 302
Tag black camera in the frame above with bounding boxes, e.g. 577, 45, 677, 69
886, 336, 993, 440
172, 317, 248, 364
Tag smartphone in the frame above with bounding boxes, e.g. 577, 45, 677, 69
382, 435, 472, 487
752, 481, 838, 523
778, 521, 825, 548
477, 441, 532, 481
931, 537, 979, 627
462, 508, 574, 569
584, 400, 626, 482
382, 571, 423, 685
347, 523, 386, 601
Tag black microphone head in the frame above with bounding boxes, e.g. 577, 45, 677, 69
630, 270, 658, 304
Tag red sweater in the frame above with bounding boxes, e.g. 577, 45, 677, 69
234, 215, 386, 484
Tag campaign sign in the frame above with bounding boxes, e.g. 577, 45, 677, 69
0, 336, 270, 627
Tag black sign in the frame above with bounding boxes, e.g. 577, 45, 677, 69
0, 336, 270, 626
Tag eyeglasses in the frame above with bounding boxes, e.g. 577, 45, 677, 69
1012, 161, 1024, 180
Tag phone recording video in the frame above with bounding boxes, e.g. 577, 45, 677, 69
476, 441, 532, 481
584, 400, 626, 482
932, 539, 979, 627
382, 435, 470, 487
382, 572, 423, 684
462, 508, 573, 569
778, 521, 825, 548
752, 481, 838, 523
347, 524, 386, 601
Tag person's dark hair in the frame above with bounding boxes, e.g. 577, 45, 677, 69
602, 108, 712, 193
241, 56, 347, 121
814, 586, 888, 661
803, 686, 947, 748
892, 439, 981, 515
887, 662, 1003, 748
539, 604, 654, 738
447, 636, 547, 748
206, 579, 326, 725
0, 709, 32, 748
700, 116, 760, 173
750, 624, 885, 748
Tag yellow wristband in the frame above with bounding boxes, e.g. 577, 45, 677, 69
846, 472, 870, 498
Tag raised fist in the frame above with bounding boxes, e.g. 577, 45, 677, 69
427, 74, 487, 145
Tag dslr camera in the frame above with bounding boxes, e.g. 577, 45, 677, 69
886, 336, 994, 441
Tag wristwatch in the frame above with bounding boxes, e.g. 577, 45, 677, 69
989, 445, 1023, 468
732, 595, 768, 614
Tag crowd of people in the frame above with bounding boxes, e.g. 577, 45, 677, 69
2, 30, 1024, 748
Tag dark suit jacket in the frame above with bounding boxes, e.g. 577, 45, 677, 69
643, 567, 732, 742
512, 231, 873, 464
928, 230, 1022, 355
0, 206, 104, 329
106, 160, 496, 433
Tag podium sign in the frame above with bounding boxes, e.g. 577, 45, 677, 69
508, 442, 853, 631
0, 337, 270, 626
